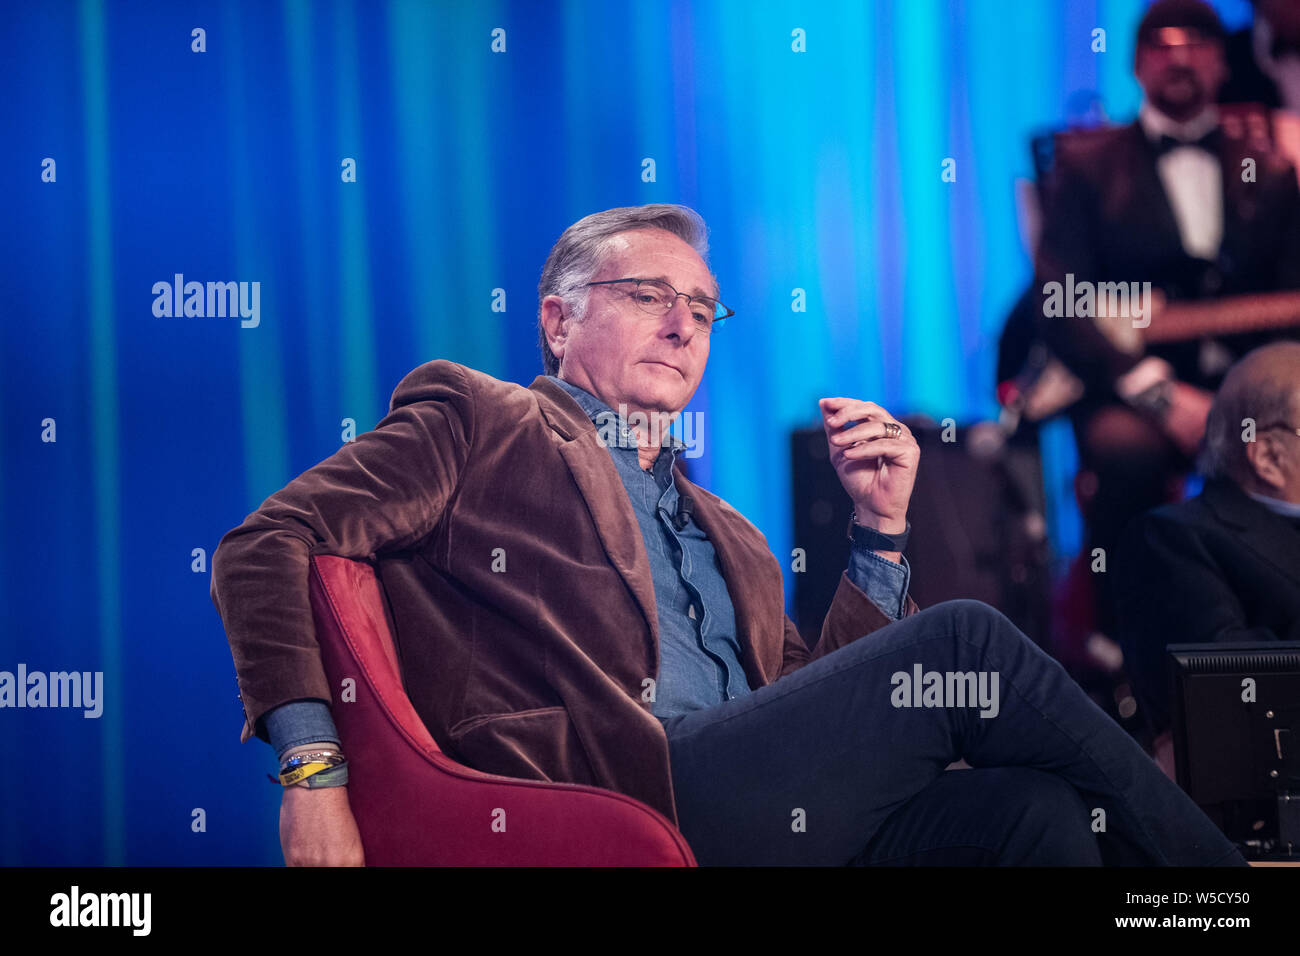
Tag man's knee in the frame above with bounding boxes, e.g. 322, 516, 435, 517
904, 599, 1046, 677
932, 598, 1017, 640
931, 599, 1060, 685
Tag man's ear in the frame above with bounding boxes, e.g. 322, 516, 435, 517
1245, 433, 1288, 492
539, 294, 570, 365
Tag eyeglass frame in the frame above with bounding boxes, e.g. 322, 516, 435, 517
584, 277, 734, 332
1259, 421, 1300, 438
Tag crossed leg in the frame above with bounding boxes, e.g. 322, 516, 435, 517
849, 766, 1102, 865
660, 599, 1245, 866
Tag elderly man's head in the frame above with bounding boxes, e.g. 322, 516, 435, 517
537, 205, 722, 423
1200, 341, 1300, 502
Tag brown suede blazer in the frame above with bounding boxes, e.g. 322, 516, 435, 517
211, 360, 919, 825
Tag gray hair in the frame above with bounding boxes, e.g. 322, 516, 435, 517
536, 204, 715, 376
1199, 342, 1300, 482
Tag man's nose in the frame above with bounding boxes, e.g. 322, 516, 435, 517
662, 297, 697, 341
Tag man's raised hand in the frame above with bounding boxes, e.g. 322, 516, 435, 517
818, 396, 919, 534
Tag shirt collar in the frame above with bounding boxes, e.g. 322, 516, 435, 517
1138, 98, 1220, 145
1246, 489, 1300, 519
546, 375, 688, 455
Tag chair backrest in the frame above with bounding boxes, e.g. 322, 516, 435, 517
306, 553, 696, 866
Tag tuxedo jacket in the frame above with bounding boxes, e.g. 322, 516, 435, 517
1113, 477, 1300, 735
210, 360, 919, 825
1034, 117, 1300, 403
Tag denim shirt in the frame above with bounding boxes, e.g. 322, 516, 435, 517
549, 376, 752, 720
260, 376, 911, 771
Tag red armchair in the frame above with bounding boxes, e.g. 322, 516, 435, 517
306, 553, 697, 866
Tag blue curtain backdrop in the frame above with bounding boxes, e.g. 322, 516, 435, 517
0, 0, 1252, 864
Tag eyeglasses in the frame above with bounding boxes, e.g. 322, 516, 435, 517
585, 278, 734, 333
1260, 422, 1300, 438
1142, 27, 1218, 50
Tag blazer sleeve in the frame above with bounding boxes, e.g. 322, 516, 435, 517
1033, 151, 1145, 393
1269, 159, 1300, 290
210, 359, 476, 743
779, 571, 921, 677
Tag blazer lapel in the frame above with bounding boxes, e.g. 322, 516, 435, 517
673, 468, 785, 686
1126, 122, 1187, 259
528, 375, 787, 686
1216, 131, 1261, 262
1203, 478, 1300, 590
529, 377, 660, 653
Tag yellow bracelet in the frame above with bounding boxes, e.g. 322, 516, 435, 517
279, 761, 334, 787
278, 750, 345, 787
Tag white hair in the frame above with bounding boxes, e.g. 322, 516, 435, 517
535, 204, 715, 376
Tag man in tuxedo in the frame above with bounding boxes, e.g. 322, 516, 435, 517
1034, 0, 1300, 636
213, 203, 1243, 866
1115, 342, 1300, 746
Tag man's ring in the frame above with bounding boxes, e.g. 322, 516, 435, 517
883, 421, 902, 439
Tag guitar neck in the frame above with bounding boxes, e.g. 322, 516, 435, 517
1144, 291, 1300, 343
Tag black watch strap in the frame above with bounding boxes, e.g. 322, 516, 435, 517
847, 512, 910, 553
1129, 378, 1174, 419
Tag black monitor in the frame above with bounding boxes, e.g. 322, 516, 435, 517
1169, 642, 1300, 860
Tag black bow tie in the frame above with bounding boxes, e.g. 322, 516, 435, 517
1152, 128, 1222, 156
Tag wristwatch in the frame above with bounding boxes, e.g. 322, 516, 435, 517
1116, 356, 1175, 419
1128, 378, 1174, 419
847, 511, 910, 553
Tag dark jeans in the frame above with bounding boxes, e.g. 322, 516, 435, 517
660, 599, 1246, 866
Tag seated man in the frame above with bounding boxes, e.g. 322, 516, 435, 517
211, 203, 1243, 866
1115, 342, 1300, 755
